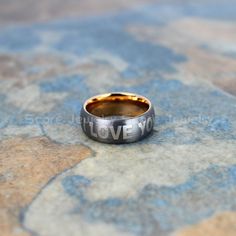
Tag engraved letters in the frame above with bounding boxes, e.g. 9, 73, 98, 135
89, 116, 154, 140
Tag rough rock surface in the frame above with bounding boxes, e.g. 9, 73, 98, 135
0, 0, 236, 236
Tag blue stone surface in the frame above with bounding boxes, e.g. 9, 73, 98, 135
0, 0, 236, 235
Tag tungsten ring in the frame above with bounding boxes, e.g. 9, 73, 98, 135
80, 92, 155, 144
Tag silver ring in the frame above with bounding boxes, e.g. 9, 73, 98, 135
80, 92, 155, 144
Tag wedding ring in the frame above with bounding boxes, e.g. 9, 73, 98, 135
80, 92, 155, 144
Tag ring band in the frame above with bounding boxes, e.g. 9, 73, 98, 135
80, 92, 155, 144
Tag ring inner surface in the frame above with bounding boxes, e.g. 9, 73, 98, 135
86, 94, 150, 118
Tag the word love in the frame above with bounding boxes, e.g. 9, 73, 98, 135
88, 116, 154, 140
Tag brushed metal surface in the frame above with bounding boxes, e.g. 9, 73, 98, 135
80, 92, 155, 144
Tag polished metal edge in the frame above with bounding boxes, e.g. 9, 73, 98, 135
80, 93, 155, 144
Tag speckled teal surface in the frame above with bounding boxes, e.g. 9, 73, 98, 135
1, 0, 236, 236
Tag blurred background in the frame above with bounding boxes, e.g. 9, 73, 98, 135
0, 1, 236, 236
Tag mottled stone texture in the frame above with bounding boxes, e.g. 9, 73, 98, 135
0, 0, 236, 236
0, 137, 91, 236
176, 212, 236, 236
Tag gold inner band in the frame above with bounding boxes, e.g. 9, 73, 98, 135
85, 93, 150, 118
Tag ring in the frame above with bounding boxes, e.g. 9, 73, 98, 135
80, 92, 155, 144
